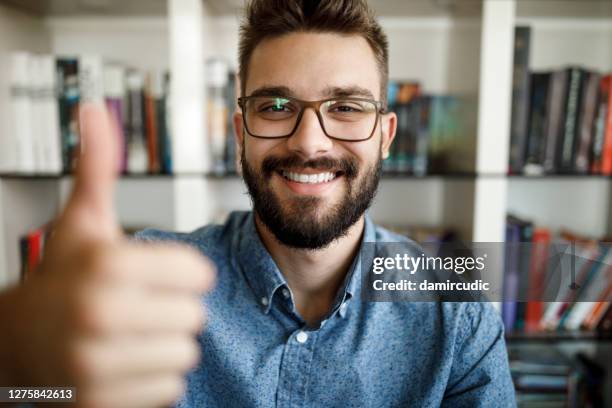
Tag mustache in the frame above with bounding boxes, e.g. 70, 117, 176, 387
261, 153, 359, 179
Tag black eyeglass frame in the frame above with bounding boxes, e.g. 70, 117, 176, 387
237, 96, 386, 142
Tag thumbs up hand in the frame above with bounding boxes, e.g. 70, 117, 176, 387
0, 104, 215, 407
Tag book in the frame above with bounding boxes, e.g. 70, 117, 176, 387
156, 72, 173, 174
503, 221, 522, 331
562, 248, 612, 330
125, 70, 148, 174
56, 57, 81, 173
207, 58, 230, 175
39, 55, 63, 174
2, 50, 174, 175
575, 72, 601, 173
224, 70, 238, 174
543, 70, 569, 174
524, 72, 551, 175
103, 64, 127, 173
590, 77, 609, 173
507, 215, 534, 331
525, 228, 551, 331
557, 67, 587, 173
508, 26, 532, 174
10, 52, 35, 173
599, 75, 612, 175
145, 73, 160, 174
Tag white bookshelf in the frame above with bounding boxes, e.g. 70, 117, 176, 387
0, 0, 511, 287
1, 0, 611, 293
507, 1, 612, 239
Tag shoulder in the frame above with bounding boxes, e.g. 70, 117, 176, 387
133, 211, 252, 258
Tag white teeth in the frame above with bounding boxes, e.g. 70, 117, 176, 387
281, 170, 336, 184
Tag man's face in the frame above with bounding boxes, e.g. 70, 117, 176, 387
235, 32, 396, 250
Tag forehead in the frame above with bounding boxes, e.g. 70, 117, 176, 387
245, 32, 381, 100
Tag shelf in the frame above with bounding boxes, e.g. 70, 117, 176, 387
205, 0, 483, 18
0, 173, 204, 180
506, 331, 612, 343
0, 0, 167, 17
508, 174, 612, 179
517, 0, 612, 19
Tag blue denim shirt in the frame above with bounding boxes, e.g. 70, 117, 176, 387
136, 211, 516, 407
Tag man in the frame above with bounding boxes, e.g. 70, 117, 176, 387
0, 0, 516, 406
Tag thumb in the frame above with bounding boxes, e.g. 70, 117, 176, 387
59, 102, 121, 243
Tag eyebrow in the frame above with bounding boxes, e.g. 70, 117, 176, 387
247, 85, 375, 100
322, 86, 375, 99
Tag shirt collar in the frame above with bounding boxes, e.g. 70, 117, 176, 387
234, 211, 377, 316
333, 213, 376, 317
235, 212, 287, 314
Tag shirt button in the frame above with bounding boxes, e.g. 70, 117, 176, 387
261, 297, 269, 306
296, 331, 308, 344
281, 288, 290, 299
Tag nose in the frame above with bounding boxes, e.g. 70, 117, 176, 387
285, 107, 333, 158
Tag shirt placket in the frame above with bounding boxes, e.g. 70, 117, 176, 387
276, 328, 317, 408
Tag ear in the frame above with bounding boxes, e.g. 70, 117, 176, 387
233, 111, 244, 173
380, 112, 397, 159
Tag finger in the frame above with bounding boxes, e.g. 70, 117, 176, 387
88, 242, 216, 293
76, 335, 199, 383
61, 102, 121, 243
79, 374, 185, 408
82, 288, 206, 335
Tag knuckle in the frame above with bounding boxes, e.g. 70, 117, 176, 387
177, 338, 201, 370
163, 377, 187, 404
82, 244, 120, 281
66, 342, 97, 382
185, 299, 205, 329
73, 291, 112, 335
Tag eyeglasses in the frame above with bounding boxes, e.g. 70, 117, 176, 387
237, 96, 384, 142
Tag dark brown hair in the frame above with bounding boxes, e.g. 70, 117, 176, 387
238, 0, 389, 107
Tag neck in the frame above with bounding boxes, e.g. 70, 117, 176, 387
255, 214, 365, 327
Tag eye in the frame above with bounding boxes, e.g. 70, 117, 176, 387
327, 100, 368, 113
257, 98, 296, 113
332, 105, 362, 113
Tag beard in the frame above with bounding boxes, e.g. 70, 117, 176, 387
241, 143, 382, 250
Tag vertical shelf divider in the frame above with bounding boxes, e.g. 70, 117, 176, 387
473, 0, 515, 242
472, 0, 516, 310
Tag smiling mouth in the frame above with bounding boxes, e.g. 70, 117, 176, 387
279, 169, 343, 184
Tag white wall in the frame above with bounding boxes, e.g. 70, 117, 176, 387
507, 178, 612, 238
46, 17, 169, 71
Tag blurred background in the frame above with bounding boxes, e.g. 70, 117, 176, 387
1, 0, 612, 406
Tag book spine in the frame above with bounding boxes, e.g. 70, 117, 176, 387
40, 55, 62, 174
589, 77, 608, 173
512, 218, 534, 331
78, 55, 105, 104
524, 72, 551, 175
28, 55, 45, 173
543, 70, 568, 174
575, 72, 601, 173
145, 73, 160, 174
508, 26, 531, 174
207, 59, 230, 175
525, 228, 551, 332
601, 75, 612, 175
126, 71, 148, 174
557, 68, 585, 173
103, 64, 127, 173
56, 58, 80, 173
503, 223, 521, 332
10, 52, 35, 173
